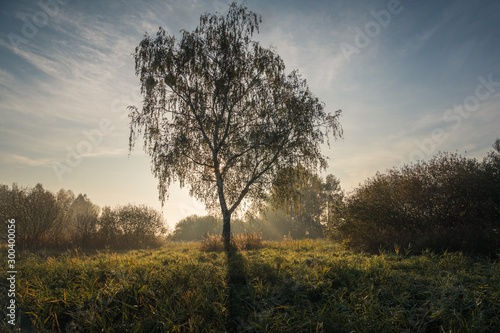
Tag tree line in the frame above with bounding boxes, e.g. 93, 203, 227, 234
0, 184, 167, 250
174, 138, 500, 257
125, 4, 499, 257
2, 138, 498, 255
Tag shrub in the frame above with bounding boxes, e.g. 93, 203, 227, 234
201, 232, 264, 252
332, 147, 500, 255
201, 233, 225, 252
233, 232, 264, 250
114, 204, 167, 247
0, 183, 66, 249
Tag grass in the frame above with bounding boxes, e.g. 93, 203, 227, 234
201, 232, 265, 252
1, 240, 499, 332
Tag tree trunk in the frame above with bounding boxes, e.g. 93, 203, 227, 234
215, 170, 232, 251
222, 211, 231, 251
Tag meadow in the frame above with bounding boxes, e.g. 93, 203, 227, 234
1, 239, 499, 332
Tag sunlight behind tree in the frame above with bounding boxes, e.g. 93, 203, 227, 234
129, 3, 342, 249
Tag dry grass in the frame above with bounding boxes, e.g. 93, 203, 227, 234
2, 240, 499, 332
201, 232, 264, 252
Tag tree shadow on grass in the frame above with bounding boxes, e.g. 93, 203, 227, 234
225, 247, 253, 332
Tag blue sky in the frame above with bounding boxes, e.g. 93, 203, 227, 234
1, 0, 499, 228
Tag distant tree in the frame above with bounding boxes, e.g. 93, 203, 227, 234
0, 184, 22, 243
129, 3, 342, 249
21, 184, 62, 248
1, 184, 77, 248
51, 188, 75, 237
269, 166, 343, 238
68, 194, 100, 246
116, 204, 167, 247
322, 174, 344, 226
98, 206, 120, 246
484, 138, 500, 181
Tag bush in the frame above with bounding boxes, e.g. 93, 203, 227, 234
113, 204, 167, 248
233, 232, 264, 250
201, 232, 264, 252
0, 183, 169, 251
200, 233, 226, 252
0, 184, 67, 249
332, 147, 500, 255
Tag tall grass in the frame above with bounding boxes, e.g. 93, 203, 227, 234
1, 240, 499, 332
201, 232, 265, 252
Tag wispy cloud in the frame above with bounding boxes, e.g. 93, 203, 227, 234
399, 24, 440, 56
78, 148, 128, 159
0, 67, 16, 87
444, 39, 476, 78
0, 153, 53, 167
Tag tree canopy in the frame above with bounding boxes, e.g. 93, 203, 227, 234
129, 3, 342, 248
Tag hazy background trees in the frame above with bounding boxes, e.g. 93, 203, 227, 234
173, 215, 219, 241
0, 171, 343, 250
0, 183, 65, 248
70, 194, 100, 247
172, 171, 344, 241
3, 139, 498, 255
269, 166, 344, 239
0, 184, 168, 250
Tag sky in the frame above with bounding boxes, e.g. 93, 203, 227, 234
1, 0, 499, 230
